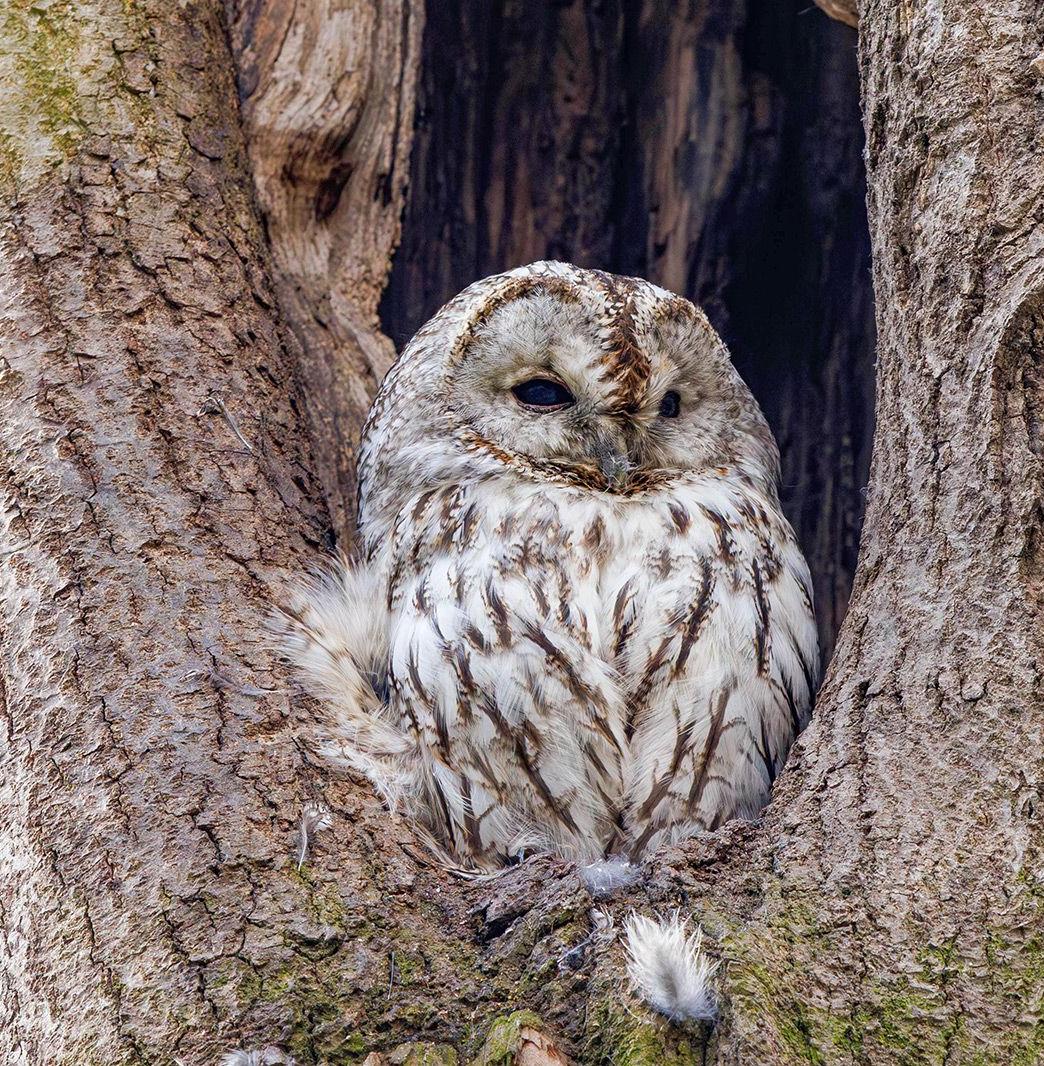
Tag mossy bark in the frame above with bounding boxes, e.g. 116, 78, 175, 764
1, 0, 1041, 1064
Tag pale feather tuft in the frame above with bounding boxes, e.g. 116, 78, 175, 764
275, 558, 414, 809
624, 912, 718, 1023
580, 857, 642, 897
218, 1049, 294, 1066
296, 801, 333, 869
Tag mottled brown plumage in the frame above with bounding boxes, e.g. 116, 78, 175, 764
285, 262, 819, 871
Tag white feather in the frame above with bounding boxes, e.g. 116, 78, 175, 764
218, 1050, 294, 1066
275, 557, 414, 808
624, 912, 718, 1023
580, 857, 642, 897
296, 801, 333, 869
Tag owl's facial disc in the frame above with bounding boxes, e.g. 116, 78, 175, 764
451, 288, 747, 490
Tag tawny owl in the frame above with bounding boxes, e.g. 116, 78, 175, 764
284, 261, 819, 873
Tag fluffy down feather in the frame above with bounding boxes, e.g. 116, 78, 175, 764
580, 857, 643, 897
624, 912, 718, 1023
217, 1049, 294, 1066
276, 558, 413, 809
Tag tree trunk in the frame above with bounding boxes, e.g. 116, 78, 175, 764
709, 0, 1044, 1059
1, 0, 1041, 1064
229, 0, 423, 541
0, 1, 422, 1061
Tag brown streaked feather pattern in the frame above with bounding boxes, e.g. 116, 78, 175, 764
289, 261, 819, 873
367, 457, 817, 869
590, 271, 652, 414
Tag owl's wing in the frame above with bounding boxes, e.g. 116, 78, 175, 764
617, 493, 819, 857
383, 491, 629, 870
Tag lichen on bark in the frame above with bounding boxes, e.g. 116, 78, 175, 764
2, 0, 1043, 1063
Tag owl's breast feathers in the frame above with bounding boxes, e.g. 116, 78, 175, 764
371, 468, 819, 870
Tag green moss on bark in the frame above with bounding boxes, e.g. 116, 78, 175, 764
1, 0, 89, 176
472, 1011, 546, 1065
584, 1000, 705, 1065
722, 874, 1044, 1064
387, 1043, 459, 1066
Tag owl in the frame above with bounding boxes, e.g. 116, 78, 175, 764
284, 261, 819, 873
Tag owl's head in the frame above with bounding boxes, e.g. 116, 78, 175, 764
360, 263, 779, 530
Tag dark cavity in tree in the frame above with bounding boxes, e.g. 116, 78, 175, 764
381, 0, 874, 662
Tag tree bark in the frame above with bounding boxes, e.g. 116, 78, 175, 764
2, 0, 1041, 1064
708, 0, 1044, 1058
229, 0, 423, 542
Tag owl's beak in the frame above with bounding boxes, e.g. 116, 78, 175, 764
591, 429, 632, 489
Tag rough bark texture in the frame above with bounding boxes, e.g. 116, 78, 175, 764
0, 1, 334, 1060
2, 0, 1041, 1064
382, 0, 875, 661
229, 0, 423, 542
708, 0, 1044, 1059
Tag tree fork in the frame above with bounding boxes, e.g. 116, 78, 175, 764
1, 0, 1042, 1064
229, 0, 423, 542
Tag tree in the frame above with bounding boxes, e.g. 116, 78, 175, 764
0, 1, 1040, 1064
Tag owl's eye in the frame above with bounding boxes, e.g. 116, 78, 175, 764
512, 378, 575, 409
659, 390, 681, 418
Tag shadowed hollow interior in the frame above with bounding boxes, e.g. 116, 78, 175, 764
381, 0, 874, 662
